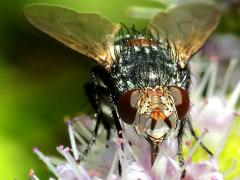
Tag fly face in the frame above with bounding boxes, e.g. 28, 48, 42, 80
117, 85, 190, 144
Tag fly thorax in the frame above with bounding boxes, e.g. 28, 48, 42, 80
111, 35, 191, 94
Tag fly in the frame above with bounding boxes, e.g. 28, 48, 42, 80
24, 2, 220, 175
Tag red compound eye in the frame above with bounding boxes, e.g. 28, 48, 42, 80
169, 86, 190, 118
117, 90, 140, 124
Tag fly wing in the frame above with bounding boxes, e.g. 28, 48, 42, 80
148, 3, 220, 68
24, 4, 120, 70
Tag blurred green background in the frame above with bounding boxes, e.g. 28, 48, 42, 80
0, 0, 158, 179
0, 0, 239, 179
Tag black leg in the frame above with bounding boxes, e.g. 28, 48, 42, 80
177, 118, 188, 178
83, 67, 123, 177
79, 68, 111, 160
109, 94, 123, 176
187, 118, 213, 156
109, 94, 123, 139
177, 116, 213, 178
177, 118, 186, 171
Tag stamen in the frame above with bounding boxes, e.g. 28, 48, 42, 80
33, 147, 59, 178
174, 129, 208, 178
125, 141, 141, 164
215, 120, 237, 158
195, 62, 215, 99
223, 159, 237, 178
73, 131, 87, 146
106, 149, 120, 180
207, 62, 218, 98
185, 140, 192, 147
121, 123, 142, 165
56, 146, 82, 178
29, 169, 40, 180
68, 121, 79, 160
188, 129, 208, 158
75, 120, 93, 140
119, 147, 127, 176
228, 82, 240, 109
221, 58, 238, 95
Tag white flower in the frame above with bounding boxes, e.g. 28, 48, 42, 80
184, 158, 224, 180
190, 58, 240, 155
30, 114, 226, 180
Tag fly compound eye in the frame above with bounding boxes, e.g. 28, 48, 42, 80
169, 86, 190, 118
117, 90, 141, 124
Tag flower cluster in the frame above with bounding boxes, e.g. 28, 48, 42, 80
30, 117, 222, 180
29, 53, 239, 179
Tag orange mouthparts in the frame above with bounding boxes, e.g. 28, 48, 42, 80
151, 108, 167, 121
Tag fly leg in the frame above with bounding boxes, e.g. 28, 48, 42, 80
187, 117, 213, 156
177, 118, 186, 178
79, 67, 111, 160
177, 116, 213, 178
109, 94, 123, 139
109, 93, 124, 176
85, 67, 123, 175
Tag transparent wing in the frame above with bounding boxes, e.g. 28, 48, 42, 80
148, 3, 220, 68
24, 4, 120, 70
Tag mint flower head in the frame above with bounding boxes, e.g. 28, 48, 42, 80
189, 56, 240, 179
29, 117, 224, 179
29, 54, 239, 180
